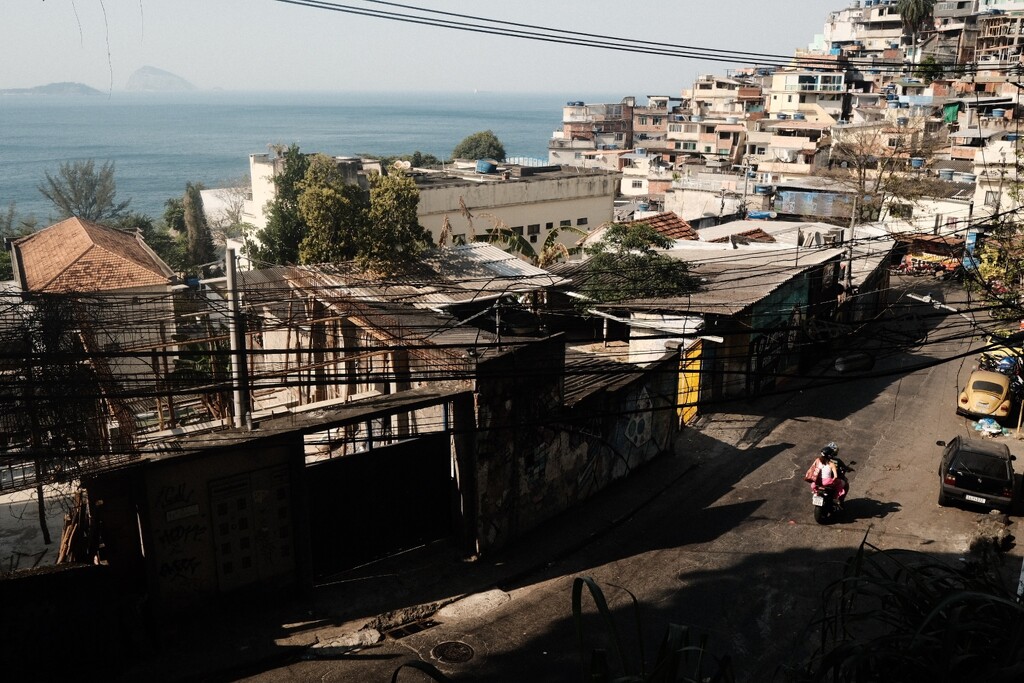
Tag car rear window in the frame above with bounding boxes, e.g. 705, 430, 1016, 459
953, 452, 1009, 478
971, 380, 1006, 395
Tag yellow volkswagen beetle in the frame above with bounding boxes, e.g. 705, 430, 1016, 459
957, 370, 1014, 419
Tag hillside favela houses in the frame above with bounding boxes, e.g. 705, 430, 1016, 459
6, 0, 1024, 672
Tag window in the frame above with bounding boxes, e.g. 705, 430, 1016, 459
890, 203, 913, 219
615, 133, 624, 141
787, 95, 793, 103
530, 234, 538, 243
985, 190, 1000, 207
527, 224, 540, 235
682, 142, 696, 151
577, 217, 588, 226
546, 222, 553, 229
511, 226, 524, 235
669, 124, 681, 133
631, 180, 644, 189
799, 94, 806, 103
560, 219, 571, 227
638, 116, 648, 125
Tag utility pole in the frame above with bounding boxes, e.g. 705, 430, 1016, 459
225, 248, 250, 429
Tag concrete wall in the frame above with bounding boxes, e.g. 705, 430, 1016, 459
138, 435, 300, 608
471, 338, 677, 553
417, 173, 618, 247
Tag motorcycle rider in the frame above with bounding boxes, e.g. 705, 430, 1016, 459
804, 442, 849, 508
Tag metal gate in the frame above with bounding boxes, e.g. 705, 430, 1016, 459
209, 464, 294, 592
305, 433, 452, 580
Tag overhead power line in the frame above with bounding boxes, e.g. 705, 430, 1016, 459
270, 0, 1024, 75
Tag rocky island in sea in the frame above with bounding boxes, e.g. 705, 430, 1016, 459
0, 82, 103, 96
125, 66, 197, 92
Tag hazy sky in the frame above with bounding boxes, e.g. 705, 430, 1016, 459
4, 0, 830, 94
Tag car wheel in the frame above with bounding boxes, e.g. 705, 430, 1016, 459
938, 489, 949, 507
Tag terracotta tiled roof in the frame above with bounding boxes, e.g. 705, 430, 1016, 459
13, 217, 173, 293
625, 212, 697, 240
707, 228, 776, 244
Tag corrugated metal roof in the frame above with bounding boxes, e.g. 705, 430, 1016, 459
606, 245, 845, 316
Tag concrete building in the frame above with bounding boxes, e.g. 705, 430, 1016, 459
765, 70, 849, 123
242, 152, 619, 255
548, 97, 635, 166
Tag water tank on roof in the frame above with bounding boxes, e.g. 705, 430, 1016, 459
793, 112, 806, 121
938, 169, 955, 180
753, 184, 773, 195
910, 157, 924, 168
476, 159, 497, 174
992, 108, 1007, 118
635, 147, 647, 155
777, 113, 790, 120
887, 100, 899, 109
1007, 133, 1020, 142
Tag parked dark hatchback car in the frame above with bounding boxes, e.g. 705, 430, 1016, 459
937, 436, 1017, 512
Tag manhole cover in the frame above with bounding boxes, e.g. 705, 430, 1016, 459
433, 640, 474, 663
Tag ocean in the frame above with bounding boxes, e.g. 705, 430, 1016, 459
1, 90, 617, 224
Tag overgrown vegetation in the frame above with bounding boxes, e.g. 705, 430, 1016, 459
798, 535, 1024, 682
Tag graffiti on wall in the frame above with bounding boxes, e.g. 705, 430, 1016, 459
154, 480, 205, 590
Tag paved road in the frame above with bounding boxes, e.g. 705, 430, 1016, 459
238, 278, 1024, 682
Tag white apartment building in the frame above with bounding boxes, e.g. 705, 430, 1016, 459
242, 153, 620, 253
765, 71, 848, 123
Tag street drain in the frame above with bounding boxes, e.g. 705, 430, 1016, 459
386, 619, 439, 639
433, 640, 474, 664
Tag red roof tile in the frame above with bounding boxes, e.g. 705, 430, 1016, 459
625, 212, 697, 240
13, 217, 173, 293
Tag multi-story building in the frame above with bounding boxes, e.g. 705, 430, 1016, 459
975, 10, 1024, 65
765, 70, 849, 123
548, 98, 635, 166
925, 1, 980, 65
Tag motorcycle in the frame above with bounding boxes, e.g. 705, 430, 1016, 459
808, 457, 854, 525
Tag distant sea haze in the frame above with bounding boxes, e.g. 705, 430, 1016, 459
2, 90, 616, 224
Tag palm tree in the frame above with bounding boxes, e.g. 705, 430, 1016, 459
897, 0, 936, 55
477, 214, 586, 268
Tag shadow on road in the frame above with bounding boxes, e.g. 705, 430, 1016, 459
835, 496, 902, 523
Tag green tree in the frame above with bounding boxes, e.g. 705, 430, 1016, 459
0, 202, 37, 280
254, 144, 310, 265
109, 211, 185, 272
38, 159, 130, 221
452, 130, 506, 161
361, 171, 432, 273
914, 55, 945, 84
296, 154, 367, 265
579, 223, 697, 304
183, 182, 217, 269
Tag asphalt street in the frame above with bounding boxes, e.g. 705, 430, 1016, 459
219, 277, 1024, 683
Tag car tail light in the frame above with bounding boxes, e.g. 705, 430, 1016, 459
1003, 486, 1014, 498
959, 395, 969, 404
944, 474, 957, 486
1000, 401, 1012, 413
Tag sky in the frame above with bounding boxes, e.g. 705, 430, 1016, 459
3, 0, 831, 94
